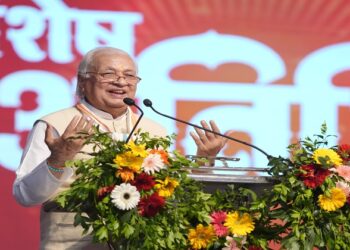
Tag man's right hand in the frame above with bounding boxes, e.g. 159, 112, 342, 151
45, 115, 94, 168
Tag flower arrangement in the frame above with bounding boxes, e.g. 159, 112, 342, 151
56, 123, 350, 250
179, 123, 350, 249
186, 180, 274, 250
56, 127, 213, 249
260, 123, 350, 249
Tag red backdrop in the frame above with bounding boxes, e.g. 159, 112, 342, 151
1, 0, 350, 249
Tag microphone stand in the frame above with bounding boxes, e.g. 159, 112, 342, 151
143, 98, 272, 160
123, 98, 144, 143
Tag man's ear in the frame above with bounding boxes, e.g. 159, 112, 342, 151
77, 74, 85, 83
76, 77, 86, 98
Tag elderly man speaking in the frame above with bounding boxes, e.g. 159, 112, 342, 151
13, 47, 226, 249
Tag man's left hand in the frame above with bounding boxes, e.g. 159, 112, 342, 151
190, 120, 227, 158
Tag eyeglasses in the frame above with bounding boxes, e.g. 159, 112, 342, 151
85, 72, 141, 85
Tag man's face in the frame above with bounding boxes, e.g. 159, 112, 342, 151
82, 51, 138, 116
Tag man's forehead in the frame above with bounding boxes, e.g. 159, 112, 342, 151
90, 52, 136, 70
93, 50, 129, 61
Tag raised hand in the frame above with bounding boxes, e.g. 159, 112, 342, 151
45, 115, 94, 168
190, 120, 227, 158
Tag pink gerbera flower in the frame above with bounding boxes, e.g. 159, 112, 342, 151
141, 153, 165, 174
334, 165, 350, 181
210, 211, 228, 237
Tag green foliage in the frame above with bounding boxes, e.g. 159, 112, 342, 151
259, 123, 350, 249
56, 123, 350, 249
56, 127, 211, 249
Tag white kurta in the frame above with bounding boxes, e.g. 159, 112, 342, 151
13, 100, 167, 249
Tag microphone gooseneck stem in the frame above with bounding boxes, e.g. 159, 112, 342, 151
145, 100, 272, 160
123, 98, 144, 143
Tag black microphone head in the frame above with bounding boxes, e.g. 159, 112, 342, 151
143, 99, 153, 107
123, 97, 135, 106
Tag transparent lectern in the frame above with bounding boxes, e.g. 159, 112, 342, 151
186, 156, 272, 194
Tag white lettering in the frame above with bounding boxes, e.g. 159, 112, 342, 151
33, 0, 73, 63
137, 31, 287, 167
0, 5, 7, 57
5, 6, 46, 61
0, 70, 74, 170
137, 32, 350, 168
3, 0, 142, 62
73, 11, 142, 57
295, 42, 350, 142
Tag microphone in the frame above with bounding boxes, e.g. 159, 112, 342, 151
123, 97, 144, 143
143, 98, 272, 160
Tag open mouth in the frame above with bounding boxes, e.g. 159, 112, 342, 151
107, 89, 126, 98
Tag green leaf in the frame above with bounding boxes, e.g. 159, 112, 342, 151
122, 224, 135, 239
96, 226, 108, 241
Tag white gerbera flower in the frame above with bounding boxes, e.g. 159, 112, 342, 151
110, 183, 140, 210
142, 153, 165, 174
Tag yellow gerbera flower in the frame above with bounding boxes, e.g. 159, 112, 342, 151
313, 148, 342, 167
114, 151, 143, 172
318, 187, 346, 211
127, 141, 148, 158
224, 211, 255, 236
188, 224, 216, 249
155, 177, 179, 197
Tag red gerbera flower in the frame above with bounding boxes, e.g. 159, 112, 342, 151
131, 173, 155, 191
138, 192, 165, 217
210, 211, 228, 237
97, 185, 115, 199
299, 164, 330, 188
338, 144, 350, 162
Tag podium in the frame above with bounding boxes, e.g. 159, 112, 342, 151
188, 166, 272, 194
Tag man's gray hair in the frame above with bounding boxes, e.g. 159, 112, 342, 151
76, 47, 134, 98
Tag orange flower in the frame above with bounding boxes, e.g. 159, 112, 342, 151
116, 167, 136, 182
150, 149, 169, 164
188, 224, 216, 249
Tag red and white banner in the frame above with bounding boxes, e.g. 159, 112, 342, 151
1, 0, 350, 248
